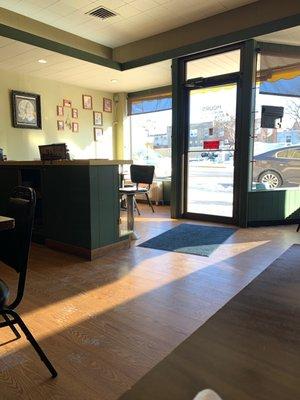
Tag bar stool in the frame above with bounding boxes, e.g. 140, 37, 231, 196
119, 164, 155, 240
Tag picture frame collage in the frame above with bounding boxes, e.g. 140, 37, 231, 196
56, 95, 112, 141
57, 99, 79, 133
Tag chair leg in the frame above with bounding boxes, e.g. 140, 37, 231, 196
297, 224, 300, 232
134, 197, 141, 216
145, 192, 155, 213
1, 312, 21, 339
5, 310, 57, 378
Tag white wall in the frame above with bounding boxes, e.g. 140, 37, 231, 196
0, 68, 115, 160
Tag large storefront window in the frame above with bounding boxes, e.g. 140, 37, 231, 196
129, 93, 172, 179
251, 49, 300, 191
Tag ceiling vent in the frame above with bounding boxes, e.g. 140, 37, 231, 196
86, 6, 117, 20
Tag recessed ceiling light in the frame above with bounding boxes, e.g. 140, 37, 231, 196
38, 59, 47, 64
110, 79, 118, 83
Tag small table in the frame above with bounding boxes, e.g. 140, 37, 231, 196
0, 216, 15, 231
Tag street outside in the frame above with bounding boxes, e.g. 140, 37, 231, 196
187, 161, 234, 217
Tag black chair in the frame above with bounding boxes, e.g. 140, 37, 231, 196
119, 164, 155, 214
297, 224, 300, 232
0, 186, 57, 378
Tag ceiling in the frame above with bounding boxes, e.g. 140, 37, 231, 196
0, 36, 172, 92
0, 25, 299, 94
0, 0, 257, 48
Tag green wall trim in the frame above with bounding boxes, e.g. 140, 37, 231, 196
257, 41, 300, 55
237, 40, 257, 227
170, 58, 186, 218
0, 23, 122, 71
248, 190, 300, 222
121, 13, 300, 70
128, 85, 172, 99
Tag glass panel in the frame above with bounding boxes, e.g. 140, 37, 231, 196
186, 82, 237, 217
187, 151, 234, 217
186, 49, 240, 80
251, 53, 300, 191
130, 96, 172, 115
189, 84, 237, 151
130, 109, 172, 179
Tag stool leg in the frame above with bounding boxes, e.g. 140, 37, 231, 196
145, 192, 155, 213
134, 197, 141, 215
126, 194, 138, 240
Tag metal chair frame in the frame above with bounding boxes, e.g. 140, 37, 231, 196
0, 186, 57, 378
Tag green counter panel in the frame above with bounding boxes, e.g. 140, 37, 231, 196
43, 166, 92, 249
248, 189, 300, 223
89, 165, 120, 249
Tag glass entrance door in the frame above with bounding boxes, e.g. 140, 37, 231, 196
185, 82, 238, 219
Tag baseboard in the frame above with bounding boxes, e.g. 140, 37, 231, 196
45, 237, 131, 260
248, 218, 300, 227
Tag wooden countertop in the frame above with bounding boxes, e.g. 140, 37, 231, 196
0, 159, 132, 167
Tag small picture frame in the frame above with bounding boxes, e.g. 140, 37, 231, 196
57, 120, 64, 131
93, 111, 103, 126
72, 122, 79, 133
11, 90, 42, 129
82, 94, 92, 110
72, 108, 78, 119
94, 127, 103, 141
63, 99, 72, 107
103, 97, 112, 113
57, 105, 64, 116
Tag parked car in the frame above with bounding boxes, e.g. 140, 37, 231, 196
253, 145, 300, 189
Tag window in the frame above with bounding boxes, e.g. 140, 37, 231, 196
128, 91, 172, 179
251, 49, 300, 191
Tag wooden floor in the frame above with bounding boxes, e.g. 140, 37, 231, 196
120, 244, 300, 400
0, 205, 299, 400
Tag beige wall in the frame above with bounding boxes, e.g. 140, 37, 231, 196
113, 0, 300, 62
0, 69, 115, 160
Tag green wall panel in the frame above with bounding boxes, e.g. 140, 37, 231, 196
248, 190, 300, 222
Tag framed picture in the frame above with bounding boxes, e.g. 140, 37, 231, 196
72, 122, 79, 133
63, 99, 72, 107
11, 90, 42, 129
72, 108, 78, 119
93, 111, 103, 126
103, 97, 112, 113
57, 105, 64, 116
57, 120, 64, 131
82, 94, 92, 110
94, 127, 103, 141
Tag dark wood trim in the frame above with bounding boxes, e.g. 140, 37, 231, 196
45, 237, 131, 260
121, 14, 300, 70
0, 23, 121, 71
90, 238, 131, 260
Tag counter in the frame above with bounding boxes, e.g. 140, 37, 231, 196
0, 160, 132, 259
